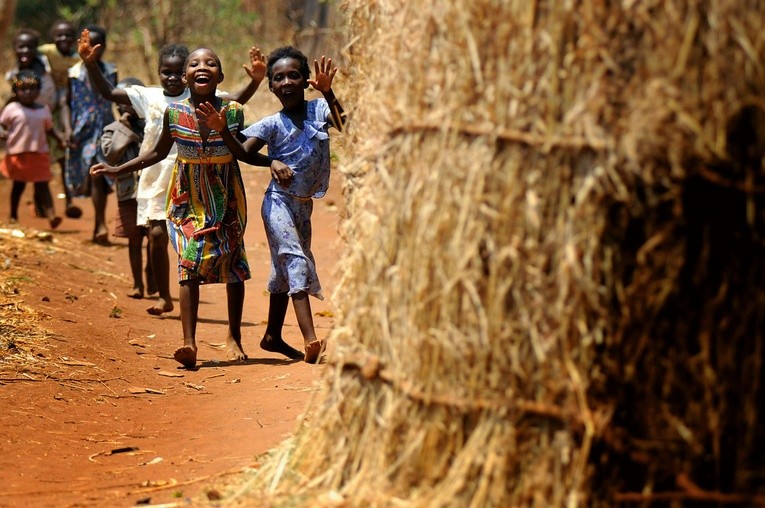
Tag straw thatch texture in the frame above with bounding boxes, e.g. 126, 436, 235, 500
237, 1, 765, 506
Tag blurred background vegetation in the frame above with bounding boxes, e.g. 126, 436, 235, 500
0, 0, 345, 95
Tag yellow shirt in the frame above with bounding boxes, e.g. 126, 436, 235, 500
38, 43, 78, 90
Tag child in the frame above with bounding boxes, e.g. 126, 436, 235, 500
64, 25, 116, 244
38, 20, 80, 219
5, 28, 60, 218
98, 77, 155, 299
4, 29, 57, 111
90, 48, 274, 369
0, 70, 65, 229
78, 30, 266, 316
197, 46, 345, 363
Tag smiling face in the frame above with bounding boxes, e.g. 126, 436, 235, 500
182, 48, 223, 97
158, 54, 186, 97
52, 23, 76, 56
13, 33, 38, 69
269, 57, 307, 111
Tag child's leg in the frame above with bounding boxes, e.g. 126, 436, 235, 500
260, 292, 305, 360
91, 174, 109, 244
9, 181, 26, 221
127, 234, 145, 298
61, 160, 82, 218
146, 221, 174, 315
225, 281, 247, 361
292, 291, 324, 363
33, 182, 61, 229
144, 230, 157, 295
174, 279, 199, 368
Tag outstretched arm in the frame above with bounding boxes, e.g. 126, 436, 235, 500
78, 28, 130, 106
219, 47, 266, 105
308, 55, 346, 132
196, 102, 295, 186
90, 109, 174, 176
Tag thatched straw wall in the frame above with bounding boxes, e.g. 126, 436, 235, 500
237, 1, 765, 506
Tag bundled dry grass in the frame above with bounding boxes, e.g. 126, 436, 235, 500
230, 1, 765, 506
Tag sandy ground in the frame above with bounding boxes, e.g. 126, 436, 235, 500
0, 152, 344, 506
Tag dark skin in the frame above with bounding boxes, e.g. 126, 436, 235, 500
197, 54, 342, 363
77, 29, 267, 105
91, 49, 272, 369
3, 82, 66, 228
62, 29, 114, 242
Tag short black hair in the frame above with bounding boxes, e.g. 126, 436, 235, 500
49, 20, 75, 36
14, 28, 40, 46
267, 46, 310, 86
83, 24, 107, 43
185, 47, 222, 73
158, 43, 189, 70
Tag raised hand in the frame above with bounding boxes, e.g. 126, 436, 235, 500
242, 47, 267, 84
77, 28, 100, 63
196, 102, 228, 132
307, 55, 337, 94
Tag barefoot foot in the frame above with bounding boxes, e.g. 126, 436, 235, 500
49, 217, 62, 229
304, 340, 326, 364
226, 335, 248, 362
65, 205, 82, 219
173, 345, 197, 369
260, 336, 305, 361
127, 287, 144, 299
146, 297, 174, 316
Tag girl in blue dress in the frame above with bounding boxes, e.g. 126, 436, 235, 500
198, 46, 345, 363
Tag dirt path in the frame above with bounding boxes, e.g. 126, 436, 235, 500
0, 164, 343, 506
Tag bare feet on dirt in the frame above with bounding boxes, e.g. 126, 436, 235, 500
173, 345, 198, 368
304, 339, 326, 364
127, 287, 144, 299
261, 335, 305, 361
226, 334, 248, 361
146, 297, 174, 315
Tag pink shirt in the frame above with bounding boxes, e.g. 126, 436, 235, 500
0, 101, 53, 154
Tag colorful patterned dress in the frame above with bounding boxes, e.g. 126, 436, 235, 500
165, 99, 250, 284
66, 60, 117, 196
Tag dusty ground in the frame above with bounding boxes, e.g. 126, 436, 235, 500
0, 154, 344, 507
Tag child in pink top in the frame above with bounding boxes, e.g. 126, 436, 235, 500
0, 70, 65, 228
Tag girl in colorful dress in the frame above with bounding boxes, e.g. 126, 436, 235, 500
90, 48, 273, 369
0, 70, 65, 228
64, 25, 116, 244
197, 46, 345, 363
78, 31, 266, 316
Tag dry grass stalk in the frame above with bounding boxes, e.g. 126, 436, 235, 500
227, 1, 765, 506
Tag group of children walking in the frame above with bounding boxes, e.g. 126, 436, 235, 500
1, 22, 344, 367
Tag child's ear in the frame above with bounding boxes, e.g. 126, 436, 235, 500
217, 72, 224, 83
182, 74, 188, 85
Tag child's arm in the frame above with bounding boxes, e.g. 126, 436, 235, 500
308, 55, 346, 132
219, 47, 266, 105
90, 109, 174, 176
196, 102, 294, 186
77, 28, 131, 106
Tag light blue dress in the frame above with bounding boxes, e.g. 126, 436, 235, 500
241, 98, 331, 299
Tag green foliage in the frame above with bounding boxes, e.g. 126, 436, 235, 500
13, 0, 97, 39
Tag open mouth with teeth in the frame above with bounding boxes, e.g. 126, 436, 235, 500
194, 75, 211, 84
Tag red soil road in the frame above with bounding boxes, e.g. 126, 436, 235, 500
0, 164, 343, 506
